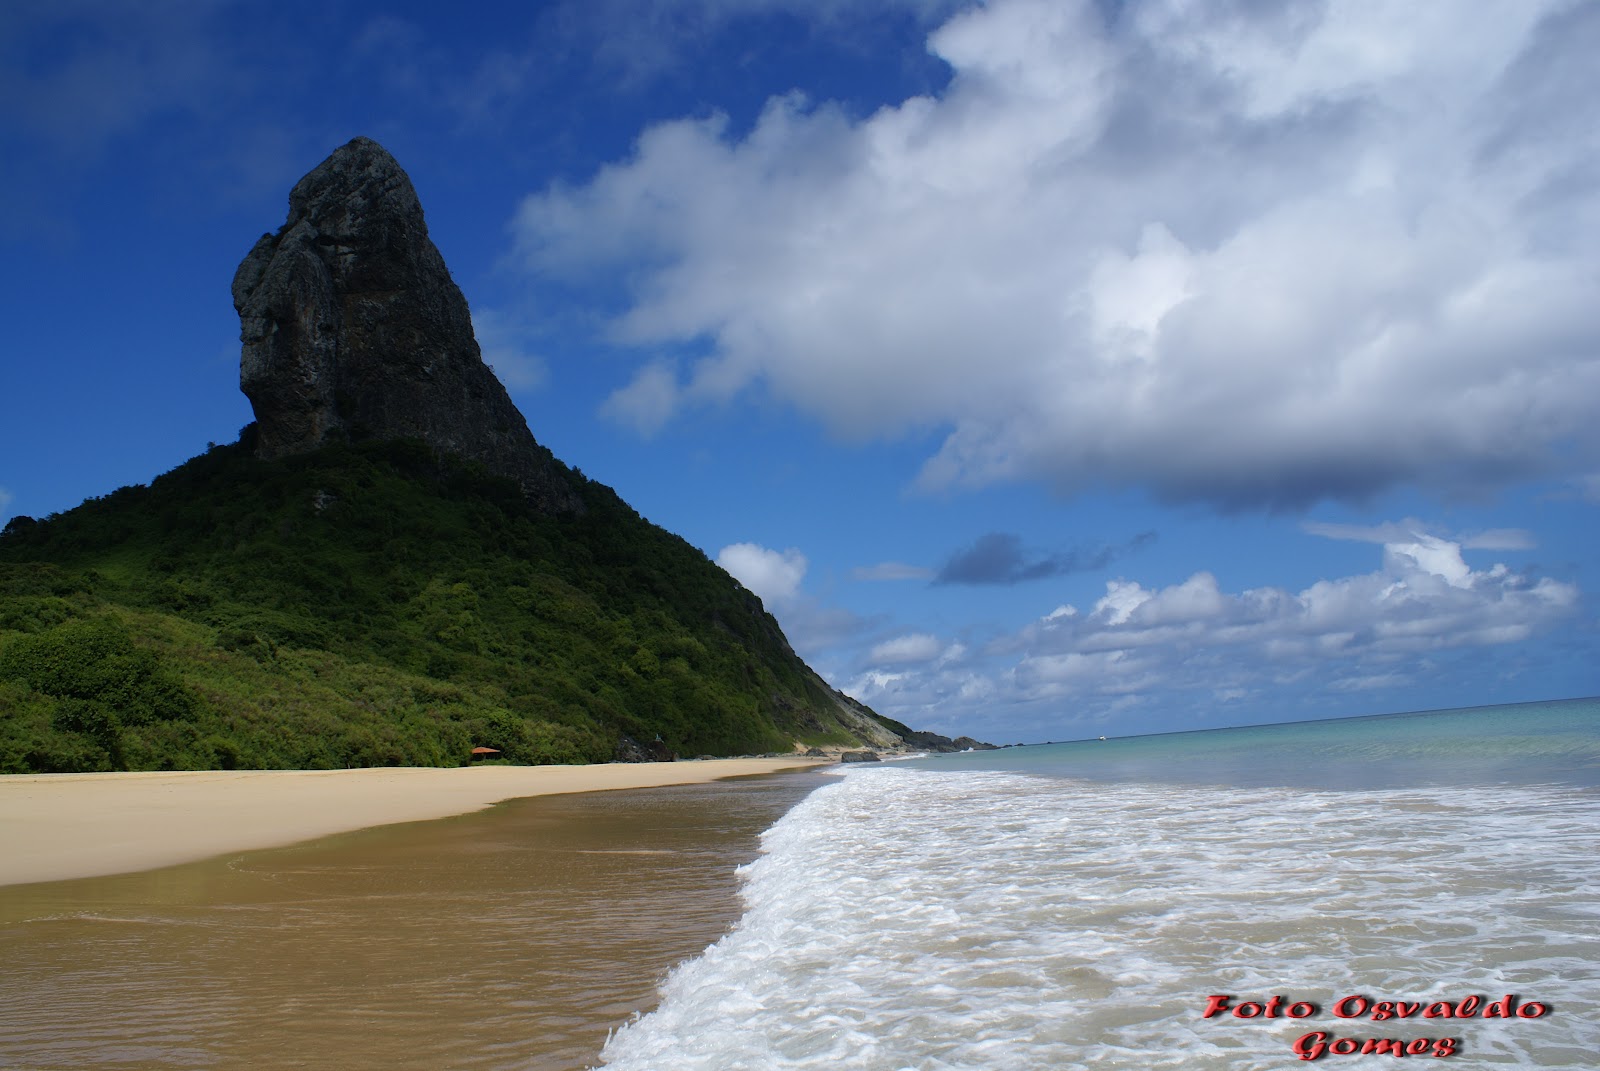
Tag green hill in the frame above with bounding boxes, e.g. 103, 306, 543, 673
0, 432, 899, 773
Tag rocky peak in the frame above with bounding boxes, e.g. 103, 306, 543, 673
232, 137, 580, 513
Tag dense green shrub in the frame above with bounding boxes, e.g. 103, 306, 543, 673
0, 436, 877, 772
0, 617, 195, 724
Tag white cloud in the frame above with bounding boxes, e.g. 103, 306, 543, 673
0, 487, 12, 515
1460, 529, 1538, 551
516, 0, 1600, 508
1092, 579, 1152, 627
1382, 535, 1472, 589
844, 527, 1579, 725
1304, 520, 1427, 544
1305, 519, 1536, 551
715, 542, 807, 603
869, 632, 943, 664
600, 361, 681, 436
841, 663, 998, 731
1036, 535, 1575, 659
852, 561, 935, 581
471, 309, 548, 391
707, 542, 881, 661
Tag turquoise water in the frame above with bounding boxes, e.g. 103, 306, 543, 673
598, 698, 1600, 1069
904, 696, 1600, 790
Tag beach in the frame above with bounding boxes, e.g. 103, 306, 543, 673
0, 763, 829, 1070
0, 757, 826, 888
4, 699, 1596, 1069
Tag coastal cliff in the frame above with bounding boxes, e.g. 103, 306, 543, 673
233, 138, 580, 515
0, 138, 985, 773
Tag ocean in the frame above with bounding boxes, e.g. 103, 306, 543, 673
595, 697, 1600, 1070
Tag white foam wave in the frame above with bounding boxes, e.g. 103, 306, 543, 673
596, 770, 1600, 1069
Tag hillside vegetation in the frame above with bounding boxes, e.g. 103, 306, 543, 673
0, 433, 891, 773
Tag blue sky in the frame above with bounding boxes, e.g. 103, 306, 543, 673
2, 0, 1596, 744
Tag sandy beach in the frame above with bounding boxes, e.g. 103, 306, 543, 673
0, 757, 825, 887
0, 768, 827, 1070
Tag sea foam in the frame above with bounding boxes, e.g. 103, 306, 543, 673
596, 766, 1600, 1070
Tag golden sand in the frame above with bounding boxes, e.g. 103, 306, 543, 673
0, 772, 825, 1069
0, 757, 825, 887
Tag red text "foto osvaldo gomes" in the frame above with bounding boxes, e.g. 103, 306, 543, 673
1201, 993, 1550, 1060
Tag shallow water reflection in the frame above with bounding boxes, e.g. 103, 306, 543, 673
0, 771, 821, 1071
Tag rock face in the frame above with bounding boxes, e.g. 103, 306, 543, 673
901, 730, 998, 753
613, 733, 675, 763
232, 137, 580, 513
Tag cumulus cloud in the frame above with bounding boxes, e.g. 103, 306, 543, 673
1024, 539, 1574, 662
843, 527, 1579, 724
715, 542, 807, 603
516, 0, 1600, 508
936, 530, 1155, 585
869, 633, 944, 664
713, 540, 880, 660
842, 661, 998, 734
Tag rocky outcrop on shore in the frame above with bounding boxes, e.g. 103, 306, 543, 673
232, 137, 580, 514
901, 731, 999, 753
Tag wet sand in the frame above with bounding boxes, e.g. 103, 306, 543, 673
0, 769, 827, 1070
0, 758, 825, 887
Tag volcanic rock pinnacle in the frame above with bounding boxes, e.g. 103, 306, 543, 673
232, 137, 580, 513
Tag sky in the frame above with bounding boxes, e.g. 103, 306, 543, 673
2, 0, 1596, 745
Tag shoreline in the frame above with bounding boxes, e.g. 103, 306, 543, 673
0, 769, 826, 1070
0, 757, 828, 887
